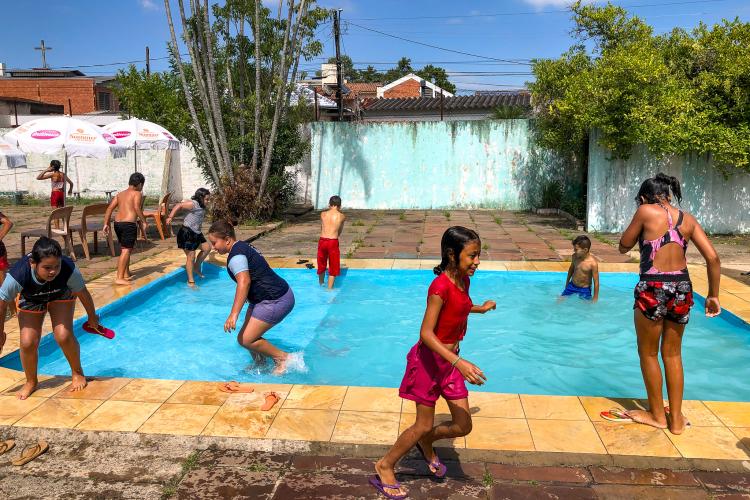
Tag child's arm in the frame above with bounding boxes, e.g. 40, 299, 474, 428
591, 260, 600, 302
689, 216, 721, 317
337, 215, 346, 237
471, 300, 496, 314
134, 192, 148, 240
36, 167, 53, 180
0, 213, 13, 240
224, 271, 251, 332
166, 201, 193, 226
76, 287, 100, 329
565, 262, 574, 286
103, 195, 119, 235
420, 295, 486, 385
619, 206, 646, 253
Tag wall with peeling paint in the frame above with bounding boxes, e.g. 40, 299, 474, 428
587, 130, 750, 234
309, 120, 573, 210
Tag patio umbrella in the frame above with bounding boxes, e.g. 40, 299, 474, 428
4, 116, 127, 160
103, 118, 180, 172
0, 137, 28, 195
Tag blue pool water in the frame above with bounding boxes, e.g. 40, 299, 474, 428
1, 264, 748, 401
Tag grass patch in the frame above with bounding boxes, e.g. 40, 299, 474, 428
482, 243, 489, 250
443, 210, 451, 220
590, 232, 615, 246
558, 228, 574, 239
399, 212, 406, 221
294, 249, 302, 255
482, 471, 494, 488
162, 451, 201, 499
493, 216, 503, 225
246, 461, 268, 472
352, 219, 365, 227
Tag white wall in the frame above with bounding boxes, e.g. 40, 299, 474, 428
0, 127, 209, 201
587, 130, 750, 234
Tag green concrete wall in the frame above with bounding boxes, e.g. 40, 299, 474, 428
309, 120, 573, 210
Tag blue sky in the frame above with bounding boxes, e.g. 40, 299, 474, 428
2, 0, 748, 93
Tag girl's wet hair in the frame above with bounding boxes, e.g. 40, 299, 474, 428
50, 160, 61, 171
208, 219, 236, 239
192, 188, 210, 209
636, 173, 683, 205
31, 236, 62, 262
434, 226, 480, 276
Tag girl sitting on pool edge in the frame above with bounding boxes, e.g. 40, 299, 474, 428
0, 237, 102, 399
207, 220, 297, 375
371, 226, 496, 499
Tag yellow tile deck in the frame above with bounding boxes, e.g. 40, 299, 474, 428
0, 254, 748, 464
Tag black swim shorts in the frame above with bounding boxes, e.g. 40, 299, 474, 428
114, 221, 138, 249
17, 289, 76, 313
176, 225, 207, 251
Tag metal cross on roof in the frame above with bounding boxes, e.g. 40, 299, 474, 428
34, 40, 53, 69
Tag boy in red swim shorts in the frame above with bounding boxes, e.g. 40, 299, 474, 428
317, 195, 345, 289
0, 211, 14, 316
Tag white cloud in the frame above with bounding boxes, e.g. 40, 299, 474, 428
140, 0, 158, 10
446, 17, 464, 25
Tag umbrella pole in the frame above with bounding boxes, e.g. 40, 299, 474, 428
64, 150, 68, 205
134, 146, 138, 173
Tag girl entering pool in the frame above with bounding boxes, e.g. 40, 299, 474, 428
166, 188, 211, 286
371, 226, 496, 499
208, 220, 295, 375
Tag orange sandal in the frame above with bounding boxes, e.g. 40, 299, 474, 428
260, 392, 280, 411
218, 381, 255, 394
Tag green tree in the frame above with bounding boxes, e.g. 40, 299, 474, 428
529, 1, 750, 172
415, 64, 456, 94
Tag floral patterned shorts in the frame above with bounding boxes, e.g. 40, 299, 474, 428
634, 280, 694, 324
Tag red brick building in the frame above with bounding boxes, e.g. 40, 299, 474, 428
377, 73, 453, 99
0, 69, 119, 116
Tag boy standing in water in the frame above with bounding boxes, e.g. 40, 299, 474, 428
561, 235, 599, 302
317, 195, 345, 289
104, 173, 147, 286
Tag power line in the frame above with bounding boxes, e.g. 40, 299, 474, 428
345, 22, 532, 65
346, 0, 727, 21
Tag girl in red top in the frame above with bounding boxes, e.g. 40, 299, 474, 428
371, 226, 496, 499
36, 160, 73, 209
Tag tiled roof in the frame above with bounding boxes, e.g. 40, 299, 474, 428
364, 92, 530, 111
345, 82, 381, 93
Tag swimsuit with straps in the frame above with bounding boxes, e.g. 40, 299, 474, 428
633, 204, 694, 324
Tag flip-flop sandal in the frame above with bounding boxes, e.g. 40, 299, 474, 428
0, 439, 15, 455
415, 442, 447, 478
305, 263, 314, 269
217, 381, 255, 394
12, 441, 49, 466
296, 259, 309, 264
260, 392, 280, 411
600, 408, 635, 423
369, 475, 407, 499
664, 406, 692, 428
82, 322, 115, 340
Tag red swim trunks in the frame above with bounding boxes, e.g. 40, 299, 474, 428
317, 237, 340, 276
399, 342, 468, 407
50, 190, 65, 208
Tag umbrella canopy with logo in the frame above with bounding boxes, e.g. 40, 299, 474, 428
103, 118, 179, 172
5, 117, 126, 159
0, 137, 27, 169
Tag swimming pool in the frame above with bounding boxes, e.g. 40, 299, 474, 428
1, 264, 748, 401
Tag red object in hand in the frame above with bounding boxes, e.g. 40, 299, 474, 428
82, 322, 115, 339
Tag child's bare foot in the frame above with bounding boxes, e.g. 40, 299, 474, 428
272, 356, 288, 376
69, 373, 87, 392
196, 270, 204, 278
624, 409, 667, 429
113, 279, 132, 286
665, 409, 690, 435
16, 380, 38, 400
374, 459, 406, 498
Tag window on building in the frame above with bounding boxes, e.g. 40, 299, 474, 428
97, 92, 112, 111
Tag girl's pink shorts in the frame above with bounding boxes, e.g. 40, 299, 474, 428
399, 341, 468, 407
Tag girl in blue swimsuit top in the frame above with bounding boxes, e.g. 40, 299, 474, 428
618, 173, 721, 435
207, 220, 295, 375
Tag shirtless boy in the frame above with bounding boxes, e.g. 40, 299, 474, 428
561, 235, 599, 302
317, 195, 345, 289
104, 173, 147, 285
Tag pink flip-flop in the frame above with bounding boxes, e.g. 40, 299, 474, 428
83, 322, 115, 339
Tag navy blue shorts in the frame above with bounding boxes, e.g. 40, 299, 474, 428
561, 282, 592, 300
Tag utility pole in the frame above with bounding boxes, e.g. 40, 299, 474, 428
34, 40, 52, 69
333, 9, 344, 121
146, 46, 151, 76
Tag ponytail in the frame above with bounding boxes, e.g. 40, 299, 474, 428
636, 172, 683, 205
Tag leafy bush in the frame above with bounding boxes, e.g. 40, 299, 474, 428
540, 179, 563, 209
210, 167, 296, 224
